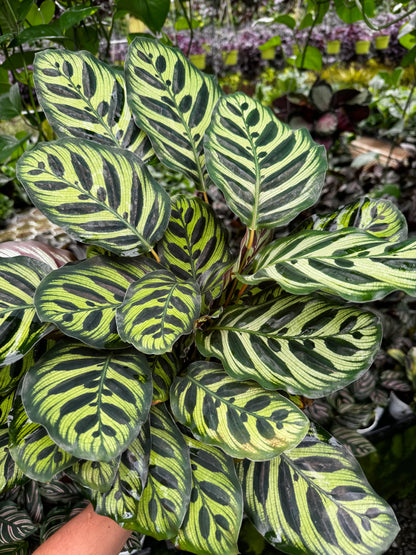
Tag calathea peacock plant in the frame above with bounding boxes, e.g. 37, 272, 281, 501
0, 38, 414, 554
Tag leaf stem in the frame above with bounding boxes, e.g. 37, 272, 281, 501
203, 191, 209, 203
246, 228, 255, 250
150, 248, 161, 263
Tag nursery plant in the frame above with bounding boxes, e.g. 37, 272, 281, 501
1, 37, 416, 554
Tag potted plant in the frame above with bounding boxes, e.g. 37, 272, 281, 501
355, 27, 372, 54
0, 39, 412, 554
374, 32, 391, 50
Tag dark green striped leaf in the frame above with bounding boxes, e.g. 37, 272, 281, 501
125, 38, 222, 190
240, 229, 416, 302
149, 353, 179, 403
17, 139, 171, 257
0, 541, 28, 553
0, 501, 36, 545
0, 426, 26, 495
34, 49, 154, 162
196, 294, 381, 397
21, 341, 153, 462
331, 425, 377, 458
299, 196, 408, 243
158, 195, 233, 308
88, 421, 151, 523
67, 457, 120, 493
34, 255, 162, 349
171, 362, 308, 460
8, 397, 75, 482
117, 270, 201, 355
38, 480, 83, 504
176, 437, 243, 555
130, 404, 192, 540
0, 348, 37, 397
237, 424, 399, 555
204, 92, 327, 229
0, 392, 14, 427
0, 257, 52, 366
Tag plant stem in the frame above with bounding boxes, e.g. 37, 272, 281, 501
299, 4, 321, 70
150, 248, 161, 263
355, 0, 416, 31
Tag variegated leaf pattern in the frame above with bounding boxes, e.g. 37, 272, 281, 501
149, 352, 179, 403
0, 501, 36, 545
331, 425, 376, 458
176, 437, 243, 555
125, 38, 222, 189
0, 392, 14, 427
0, 347, 39, 397
196, 294, 381, 397
21, 341, 153, 462
67, 457, 120, 493
17, 139, 171, 257
171, 362, 308, 460
88, 421, 151, 523
117, 270, 201, 355
158, 195, 233, 307
8, 397, 75, 482
0, 426, 26, 495
34, 255, 162, 349
0, 541, 28, 553
204, 92, 327, 229
240, 228, 416, 302
131, 404, 192, 540
0, 240, 75, 270
237, 424, 400, 555
299, 196, 408, 243
38, 480, 83, 504
23, 481, 43, 525
34, 49, 154, 162
0, 257, 52, 367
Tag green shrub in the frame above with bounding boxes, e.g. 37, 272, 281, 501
1, 39, 413, 554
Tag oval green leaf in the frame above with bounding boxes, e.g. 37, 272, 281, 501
0, 256, 53, 366
237, 424, 399, 555
67, 457, 120, 493
171, 362, 308, 460
176, 437, 243, 555
196, 294, 381, 397
204, 92, 327, 229
21, 340, 153, 462
16, 139, 171, 257
149, 352, 179, 403
0, 501, 36, 545
34, 255, 162, 349
117, 269, 201, 355
34, 49, 154, 162
0, 425, 26, 495
129, 404, 192, 540
240, 229, 416, 302
125, 38, 222, 190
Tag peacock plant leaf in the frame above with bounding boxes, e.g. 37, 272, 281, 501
0, 348, 39, 397
0, 542, 29, 554
237, 424, 400, 555
0, 426, 26, 495
130, 404, 192, 540
16, 139, 171, 257
0, 257, 53, 367
197, 294, 381, 397
20, 340, 153, 462
34, 255, 162, 349
175, 436, 243, 555
88, 421, 151, 524
158, 195, 233, 308
239, 229, 416, 302
125, 38, 222, 190
116, 269, 201, 355
299, 196, 408, 243
34, 49, 154, 162
8, 397, 75, 482
0, 501, 36, 545
66, 457, 121, 494
170, 362, 309, 460
0, 392, 14, 427
204, 92, 327, 229
149, 352, 179, 403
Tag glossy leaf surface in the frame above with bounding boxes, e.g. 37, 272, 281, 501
34, 49, 154, 162
0, 257, 52, 366
34, 255, 161, 349
117, 270, 201, 355
0, 426, 26, 495
132, 404, 192, 540
197, 294, 381, 397
204, 92, 327, 229
149, 352, 179, 403
8, 398, 75, 482
240, 229, 416, 302
176, 437, 243, 555
171, 362, 308, 460
300, 197, 408, 243
21, 341, 153, 462
17, 139, 170, 257
125, 38, 222, 189
238, 425, 399, 555
67, 457, 120, 493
